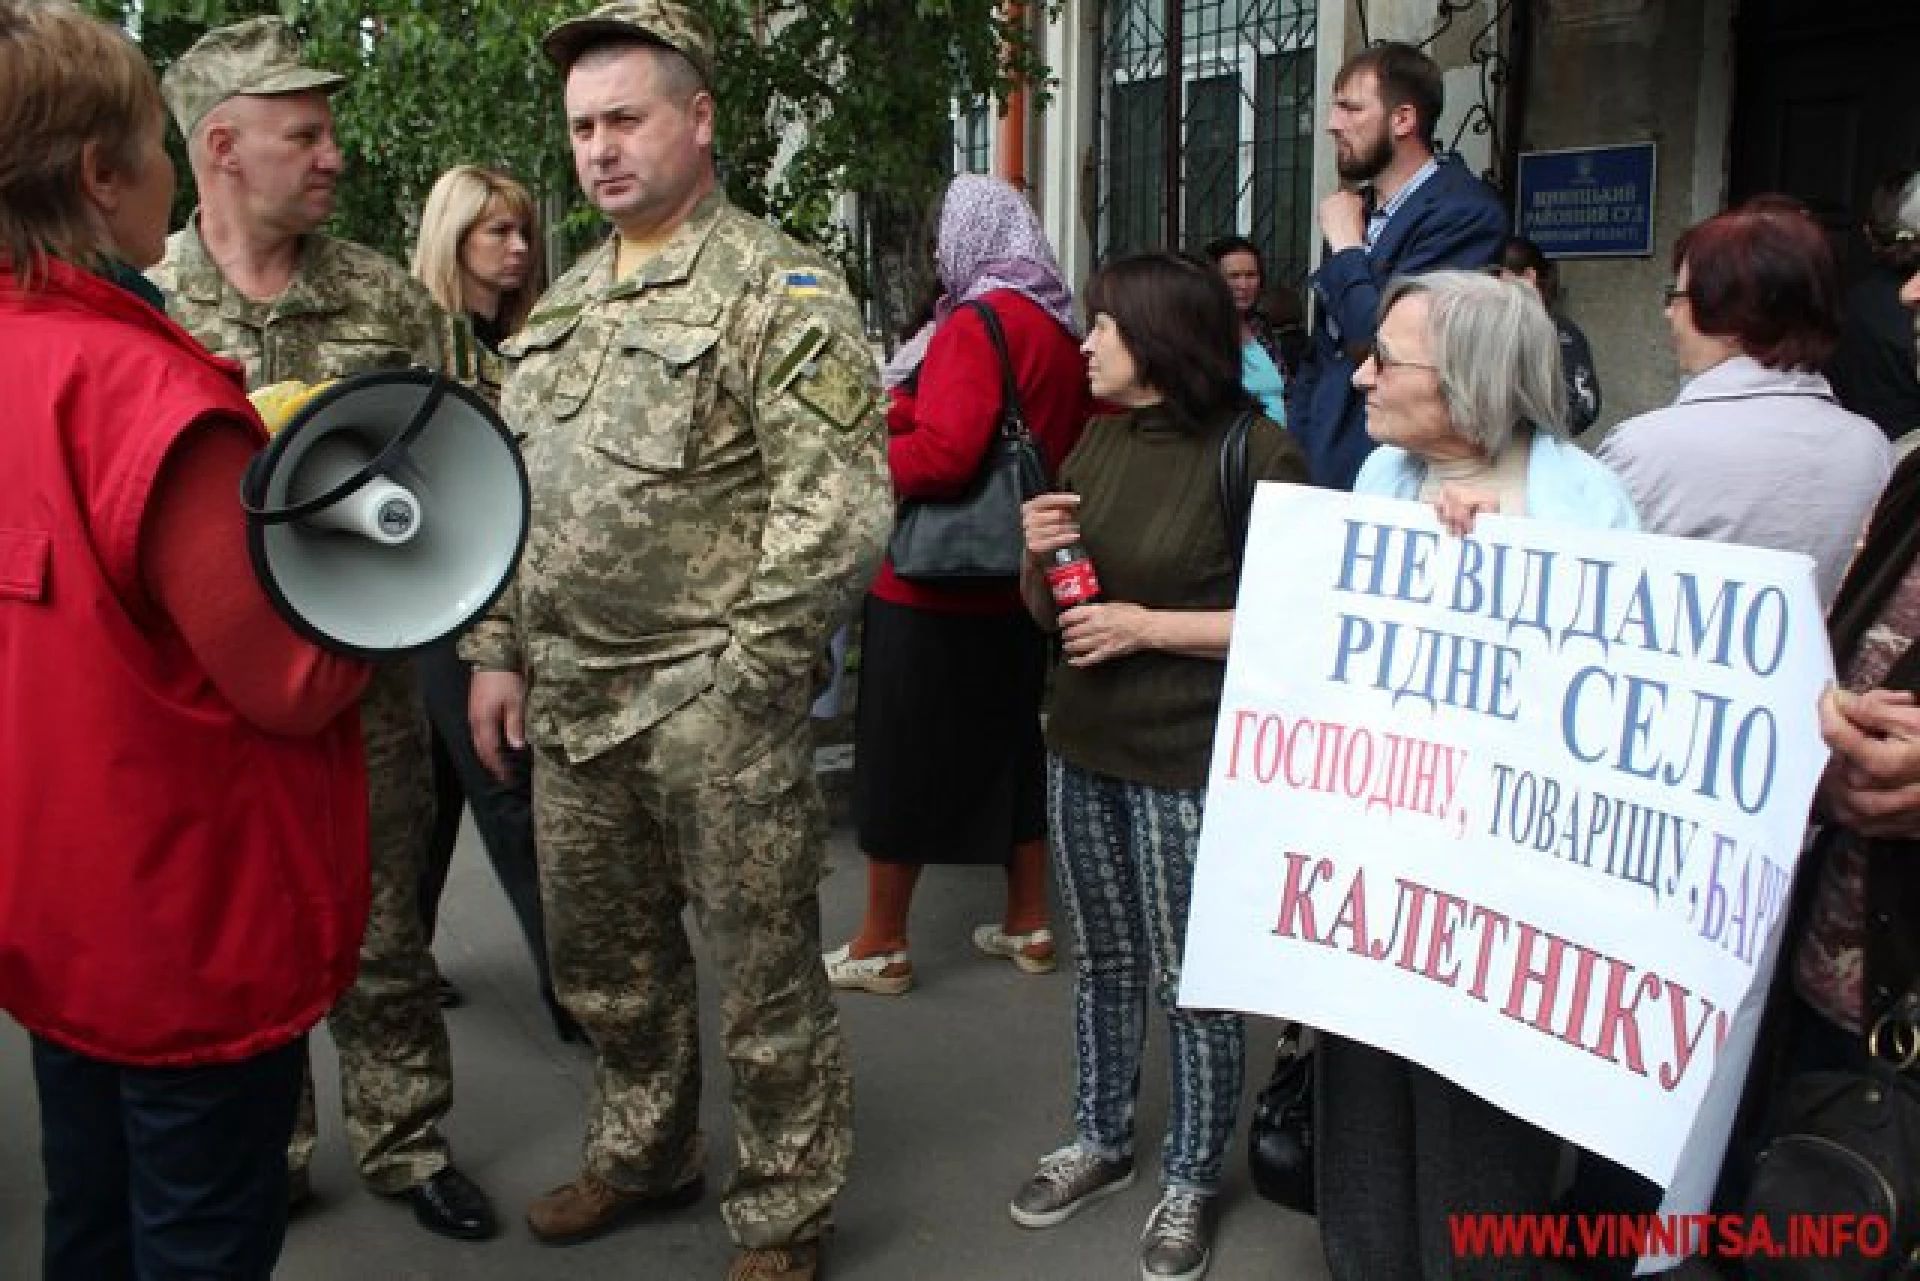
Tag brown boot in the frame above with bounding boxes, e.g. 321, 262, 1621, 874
727, 1242, 821, 1281
526, 1170, 705, 1246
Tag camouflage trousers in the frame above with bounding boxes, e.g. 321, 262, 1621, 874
289, 660, 451, 1194
531, 694, 852, 1248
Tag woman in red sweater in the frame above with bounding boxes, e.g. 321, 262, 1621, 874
824, 174, 1090, 993
0, 8, 370, 1277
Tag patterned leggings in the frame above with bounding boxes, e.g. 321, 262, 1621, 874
1048, 755, 1245, 1194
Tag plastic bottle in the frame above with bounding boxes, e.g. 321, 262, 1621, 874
1045, 541, 1103, 609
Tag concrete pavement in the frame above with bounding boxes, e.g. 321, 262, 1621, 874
0, 817, 1328, 1281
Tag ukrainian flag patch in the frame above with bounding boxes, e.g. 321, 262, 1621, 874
783, 271, 825, 298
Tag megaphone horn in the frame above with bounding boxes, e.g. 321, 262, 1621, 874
241, 369, 530, 659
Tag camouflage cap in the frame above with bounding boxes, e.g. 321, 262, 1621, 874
161, 17, 345, 139
541, 0, 715, 87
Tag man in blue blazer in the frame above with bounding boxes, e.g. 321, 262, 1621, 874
1290, 42, 1509, 489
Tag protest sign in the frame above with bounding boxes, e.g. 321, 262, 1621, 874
1180, 485, 1833, 1190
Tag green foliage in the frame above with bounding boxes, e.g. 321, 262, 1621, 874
85, 0, 1054, 328
85, 0, 578, 261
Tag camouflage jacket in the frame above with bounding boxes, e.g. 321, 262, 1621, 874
462, 190, 891, 765
150, 217, 478, 389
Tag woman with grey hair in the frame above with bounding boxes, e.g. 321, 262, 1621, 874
1318, 269, 1637, 1281
1349, 269, 1639, 532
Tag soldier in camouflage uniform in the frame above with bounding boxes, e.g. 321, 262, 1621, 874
462, 3, 890, 1278
149, 17, 497, 1244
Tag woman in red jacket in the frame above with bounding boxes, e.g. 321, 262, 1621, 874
0, 8, 370, 1277
823, 174, 1091, 993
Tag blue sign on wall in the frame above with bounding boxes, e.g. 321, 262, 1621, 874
1516, 143, 1658, 258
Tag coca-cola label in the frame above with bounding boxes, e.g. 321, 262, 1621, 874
1047, 559, 1102, 607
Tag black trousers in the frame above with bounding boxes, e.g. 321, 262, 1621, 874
414, 641, 555, 1010
33, 1035, 305, 1281
1317, 1033, 1561, 1281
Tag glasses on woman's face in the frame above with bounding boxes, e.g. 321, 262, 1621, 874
1370, 340, 1436, 375
1663, 283, 1689, 306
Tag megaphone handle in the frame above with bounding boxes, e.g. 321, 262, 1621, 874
241, 372, 449, 526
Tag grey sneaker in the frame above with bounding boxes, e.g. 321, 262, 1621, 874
1009, 1144, 1136, 1228
1139, 1190, 1213, 1281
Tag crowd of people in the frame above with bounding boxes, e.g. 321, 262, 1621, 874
2, 0, 1919, 1279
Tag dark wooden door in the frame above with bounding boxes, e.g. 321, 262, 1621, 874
1730, 0, 1920, 279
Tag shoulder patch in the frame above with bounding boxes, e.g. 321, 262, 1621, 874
790, 337, 877, 432
767, 319, 832, 395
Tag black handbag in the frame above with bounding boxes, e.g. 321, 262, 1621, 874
1742, 992, 1920, 1279
1248, 1025, 1316, 1215
887, 300, 1049, 583
1216, 407, 1259, 574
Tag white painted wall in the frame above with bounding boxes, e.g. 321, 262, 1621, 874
1037, 0, 1100, 290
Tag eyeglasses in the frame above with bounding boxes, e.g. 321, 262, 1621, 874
1663, 284, 1690, 305
1370, 343, 1436, 375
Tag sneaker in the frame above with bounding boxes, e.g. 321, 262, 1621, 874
822, 942, 912, 995
525, 1170, 705, 1245
1139, 1190, 1213, 1281
1009, 1144, 1136, 1228
727, 1241, 820, 1280
971, 924, 1058, 974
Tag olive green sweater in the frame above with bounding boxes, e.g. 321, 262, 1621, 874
1046, 404, 1308, 788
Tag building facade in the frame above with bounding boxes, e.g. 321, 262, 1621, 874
979, 0, 1918, 432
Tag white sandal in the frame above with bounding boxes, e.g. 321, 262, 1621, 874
971, 925, 1058, 975
822, 942, 913, 995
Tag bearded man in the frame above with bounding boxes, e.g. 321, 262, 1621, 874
1288, 41, 1507, 489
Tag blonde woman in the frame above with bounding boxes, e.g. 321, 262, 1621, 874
409, 165, 575, 1039
411, 164, 541, 359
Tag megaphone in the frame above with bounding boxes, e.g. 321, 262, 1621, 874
241, 369, 529, 658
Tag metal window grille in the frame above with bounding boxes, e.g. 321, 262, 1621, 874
1094, 0, 1318, 284
954, 100, 994, 176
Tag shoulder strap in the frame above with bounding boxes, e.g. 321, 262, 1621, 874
1218, 409, 1258, 574
963, 299, 1031, 441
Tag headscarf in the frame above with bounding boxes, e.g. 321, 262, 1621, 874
883, 174, 1076, 391
935, 174, 1077, 334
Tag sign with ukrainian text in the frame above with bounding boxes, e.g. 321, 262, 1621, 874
1517, 143, 1657, 258
1180, 485, 1832, 1191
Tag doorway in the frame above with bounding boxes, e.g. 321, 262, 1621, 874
1729, 0, 1920, 278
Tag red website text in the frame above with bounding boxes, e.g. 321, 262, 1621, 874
1449, 1212, 1891, 1261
